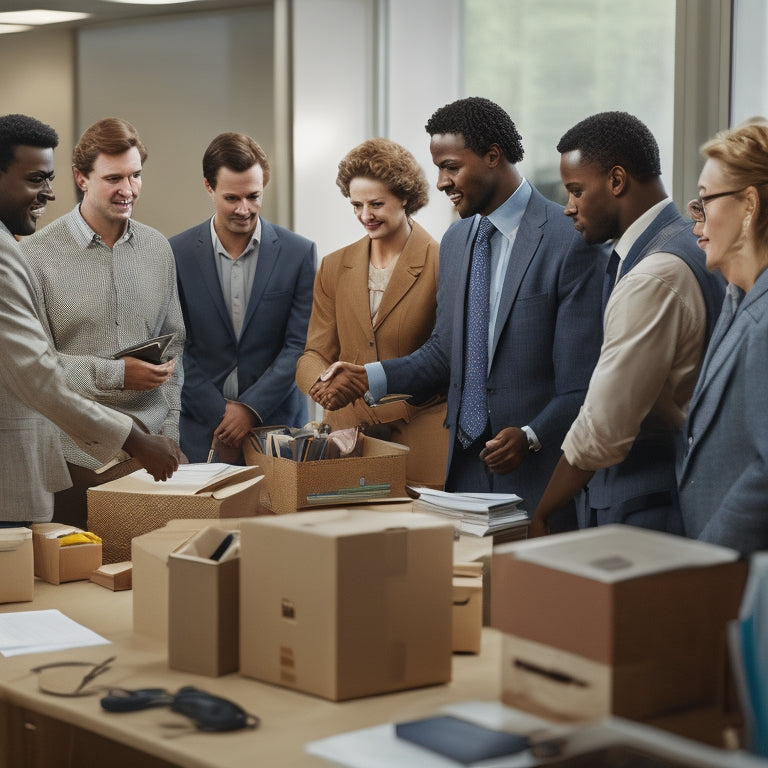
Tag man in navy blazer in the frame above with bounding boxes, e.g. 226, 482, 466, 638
313, 98, 604, 528
170, 133, 316, 463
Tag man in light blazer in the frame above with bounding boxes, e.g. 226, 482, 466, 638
313, 98, 604, 528
170, 133, 316, 463
0, 114, 179, 525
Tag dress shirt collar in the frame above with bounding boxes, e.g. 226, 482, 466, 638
210, 215, 261, 260
485, 177, 532, 240
68, 204, 133, 248
612, 197, 671, 262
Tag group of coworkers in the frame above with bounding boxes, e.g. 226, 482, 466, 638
0, 96, 766, 557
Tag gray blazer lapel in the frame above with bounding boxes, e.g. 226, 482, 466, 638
452, 219, 478, 380
195, 223, 236, 340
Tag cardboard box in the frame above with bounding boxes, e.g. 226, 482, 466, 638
132, 518, 245, 642
168, 526, 240, 676
88, 464, 262, 563
31, 523, 102, 585
0, 527, 33, 603
452, 574, 483, 654
491, 525, 747, 723
244, 435, 408, 514
239, 509, 454, 700
90, 561, 132, 591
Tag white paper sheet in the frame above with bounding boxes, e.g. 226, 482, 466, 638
0, 609, 110, 657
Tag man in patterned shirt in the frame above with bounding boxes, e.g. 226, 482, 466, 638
21, 117, 185, 527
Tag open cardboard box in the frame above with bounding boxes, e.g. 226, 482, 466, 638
88, 463, 262, 563
31, 523, 102, 585
132, 518, 246, 643
491, 525, 747, 729
244, 433, 408, 514
239, 508, 454, 700
168, 526, 240, 676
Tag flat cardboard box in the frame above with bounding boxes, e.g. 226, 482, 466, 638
168, 527, 239, 676
244, 434, 408, 514
491, 525, 747, 723
31, 523, 102, 585
132, 518, 245, 642
452, 574, 483, 654
90, 561, 132, 591
88, 463, 262, 563
0, 528, 33, 603
239, 509, 454, 700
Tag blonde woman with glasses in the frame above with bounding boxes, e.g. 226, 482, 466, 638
678, 122, 768, 553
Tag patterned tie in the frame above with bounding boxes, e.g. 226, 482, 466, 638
602, 249, 620, 314
458, 216, 495, 448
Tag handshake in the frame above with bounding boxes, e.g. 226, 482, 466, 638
308, 362, 370, 411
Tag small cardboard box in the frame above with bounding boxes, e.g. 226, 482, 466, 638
88, 464, 262, 563
491, 525, 747, 723
168, 527, 240, 676
244, 434, 408, 514
0, 527, 33, 603
31, 523, 102, 585
239, 509, 454, 700
452, 562, 483, 654
132, 518, 245, 642
90, 561, 132, 591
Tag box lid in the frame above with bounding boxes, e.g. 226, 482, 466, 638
89, 463, 262, 498
241, 508, 452, 537
495, 524, 739, 583
0, 527, 31, 551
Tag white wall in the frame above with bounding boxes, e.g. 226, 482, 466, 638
731, 0, 768, 124
77, 7, 275, 239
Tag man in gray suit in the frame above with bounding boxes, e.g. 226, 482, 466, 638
530, 112, 724, 536
0, 113, 180, 526
313, 97, 604, 528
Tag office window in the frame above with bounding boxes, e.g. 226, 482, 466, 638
464, 0, 676, 202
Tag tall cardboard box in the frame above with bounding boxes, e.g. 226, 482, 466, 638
0, 528, 33, 604
168, 527, 240, 676
31, 523, 102, 585
240, 509, 454, 700
132, 518, 245, 643
244, 435, 408, 514
491, 525, 747, 724
88, 464, 262, 563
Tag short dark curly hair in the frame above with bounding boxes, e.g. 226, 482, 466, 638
425, 97, 524, 164
0, 114, 59, 172
557, 111, 661, 180
336, 138, 429, 216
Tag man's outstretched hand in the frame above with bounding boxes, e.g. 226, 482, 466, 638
309, 362, 369, 410
123, 424, 181, 481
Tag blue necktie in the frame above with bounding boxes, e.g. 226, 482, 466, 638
602, 249, 620, 314
458, 217, 495, 448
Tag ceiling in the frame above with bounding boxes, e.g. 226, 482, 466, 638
0, 0, 265, 29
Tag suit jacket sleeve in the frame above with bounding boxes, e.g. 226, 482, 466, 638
0, 230, 132, 461
238, 238, 316, 417
526, 232, 604, 448
380, 229, 456, 399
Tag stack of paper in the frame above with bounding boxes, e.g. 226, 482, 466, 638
408, 486, 528, 537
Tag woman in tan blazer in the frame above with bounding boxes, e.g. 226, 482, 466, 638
296, 138, 448, 488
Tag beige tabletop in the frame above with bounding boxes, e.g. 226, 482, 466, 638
0, 578, 502, 768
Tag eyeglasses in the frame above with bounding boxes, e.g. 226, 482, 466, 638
687, 187, 747, 222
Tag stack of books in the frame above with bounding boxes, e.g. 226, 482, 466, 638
407, 486, 529, 538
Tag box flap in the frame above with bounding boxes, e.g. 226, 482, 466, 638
89, 463, 262, 496
495, 525, 739, 583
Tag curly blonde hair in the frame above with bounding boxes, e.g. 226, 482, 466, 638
336, 138, 429, 216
